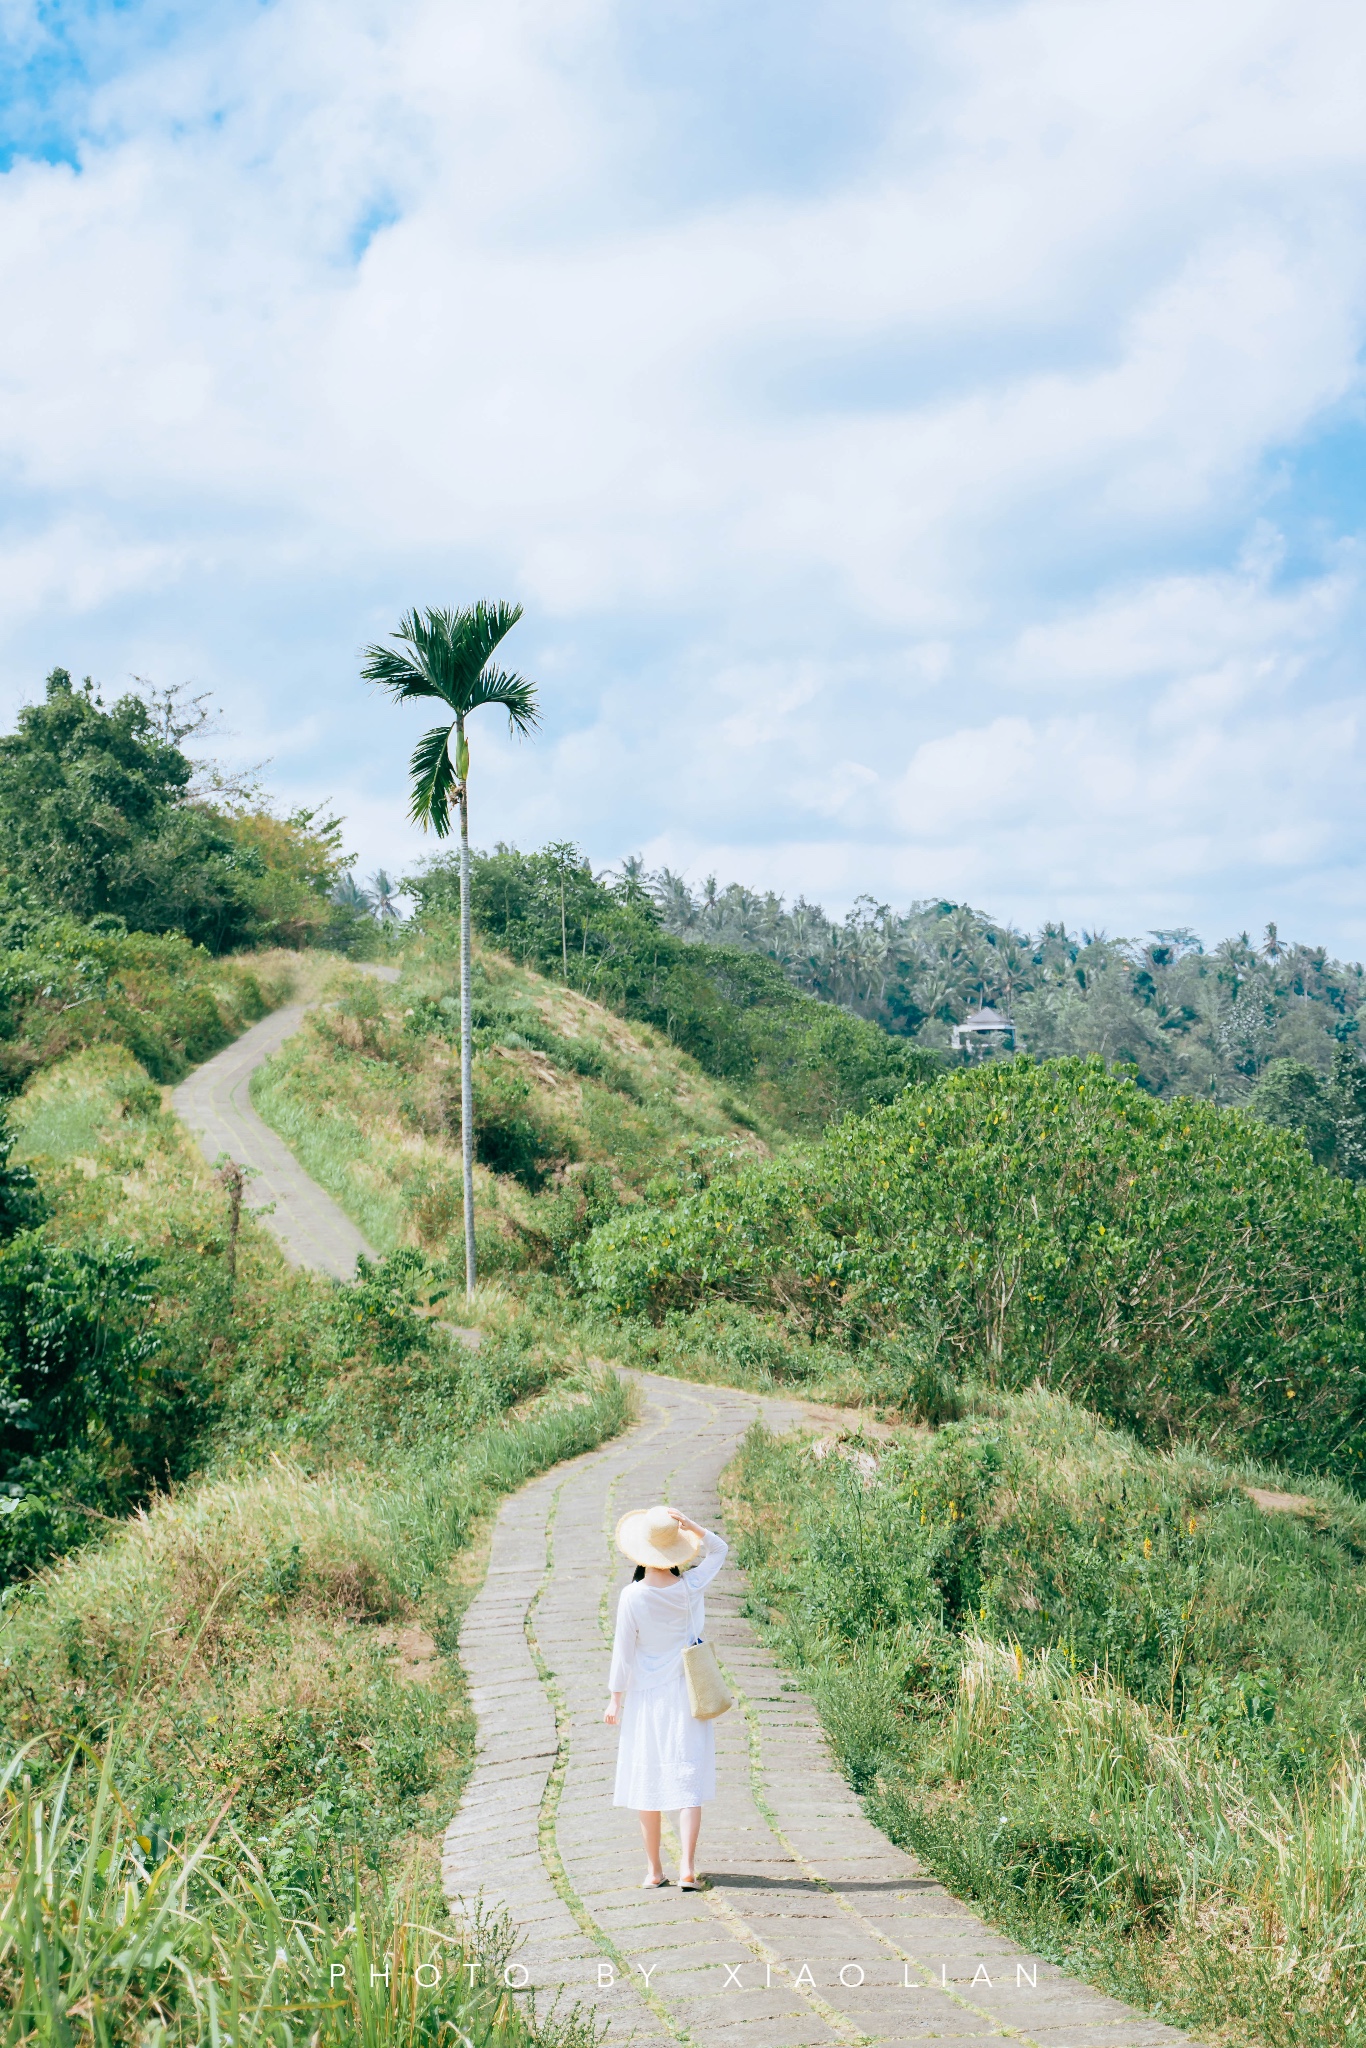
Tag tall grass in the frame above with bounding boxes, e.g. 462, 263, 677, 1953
0, 1735, 543, 2046
1, 957, 629, 2040
725, 1399, 1366, 2048
1, 1374, 627, 2041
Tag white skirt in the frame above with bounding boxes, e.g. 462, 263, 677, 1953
613, 1671, 716, 1809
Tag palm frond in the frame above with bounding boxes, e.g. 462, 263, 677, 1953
362, 602, 529, 715
464, 665, 541, 736
408, 723, 459, 837
360, 626, 440, 705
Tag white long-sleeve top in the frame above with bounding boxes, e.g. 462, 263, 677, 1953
607, 1530, 728, 1694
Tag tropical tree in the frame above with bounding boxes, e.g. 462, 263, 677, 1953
367, 869, 403, 924
541, 840, 583, 979
330, 873, 370, 912
362, 604, 539, 1295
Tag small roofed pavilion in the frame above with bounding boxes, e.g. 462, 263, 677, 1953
950, 1005, 1016, 1055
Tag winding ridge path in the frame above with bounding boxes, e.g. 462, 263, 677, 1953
171, 995, 1201, 2048
446, 1372, 1202, 2048
171, 965, 399, 1281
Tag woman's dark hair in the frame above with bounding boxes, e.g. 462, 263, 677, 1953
632, 1564, 681, 1580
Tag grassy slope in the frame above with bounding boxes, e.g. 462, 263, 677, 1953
30, 931, 1364, 2047
241, 938, 1366, 2047
0, 1014, 628, 2043
250, 937, 771, 1260
725, 1396, 1366, 2048
0, 930, 313, 1092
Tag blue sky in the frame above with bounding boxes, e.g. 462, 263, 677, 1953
2, 0, 1366, 952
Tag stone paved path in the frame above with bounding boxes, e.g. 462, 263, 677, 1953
172, 989, 1200, 2048
171, 965, 399, 1282
446, 1369, 1203, 2048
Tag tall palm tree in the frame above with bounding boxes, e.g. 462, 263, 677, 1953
363, 603, 539, 1297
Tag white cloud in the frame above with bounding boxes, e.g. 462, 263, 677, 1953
1, 0, 1366, 946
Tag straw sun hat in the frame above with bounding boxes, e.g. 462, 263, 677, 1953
615, 1504, 703, 1571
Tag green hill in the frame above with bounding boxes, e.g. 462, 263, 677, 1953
249, 936, 777, 1269
10, 672, 1366, 2047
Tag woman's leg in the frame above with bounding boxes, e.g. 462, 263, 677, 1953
638, 1810, 664, 1883
678, 1805, 702, 1883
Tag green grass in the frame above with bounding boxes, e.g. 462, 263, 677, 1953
2, 1373, 627, 1858
0, 923, 303, 1092
249, 941, 772, 1268
10, 1045, 163, 1165
0, 1015, 630, 2042
251, 1037, 412, 1253
0, 1320, 627, 2042
0, 1739, 534, 2048
576, 1297, 877, 1401
724, 1393, 1366, 2048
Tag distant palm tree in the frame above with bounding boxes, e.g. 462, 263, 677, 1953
330, 873, 369, 911
542, 840, 581, 980
651, 867, 696, 931
368, 869, 403, 924
615, 853, 652, 906
363, 603, 540, 1297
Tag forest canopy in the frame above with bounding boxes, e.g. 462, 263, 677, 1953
640, 864, 1365, 1101
403, 838, 1366, 1166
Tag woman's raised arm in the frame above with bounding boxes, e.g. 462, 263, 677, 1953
682, 1528, 728, 1592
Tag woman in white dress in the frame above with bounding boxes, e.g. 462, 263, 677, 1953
604, 1504, 728, 1890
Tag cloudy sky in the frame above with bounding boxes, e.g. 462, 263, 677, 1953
2, 0, 1365, 951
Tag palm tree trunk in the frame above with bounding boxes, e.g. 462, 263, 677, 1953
458, 737, 476, 1300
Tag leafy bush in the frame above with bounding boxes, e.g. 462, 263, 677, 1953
0, 1234, 202, 1580
584, 1054, 1366, 1474
0, 1108, 40, 1243
0, 914, 287, 1091
472, 1056, 573, 1189
486, 1162, 623, 1275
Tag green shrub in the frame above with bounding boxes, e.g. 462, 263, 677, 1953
0, 1235, 194, 1579
0, 916, 282, 1090
508, 1163, 622, 1272
584, 1055, 1366, 1473
0, 1108, 40, 1242
473, 1056, 571, 1189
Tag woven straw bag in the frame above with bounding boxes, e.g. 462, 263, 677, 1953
682, 1577, 733, 1720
